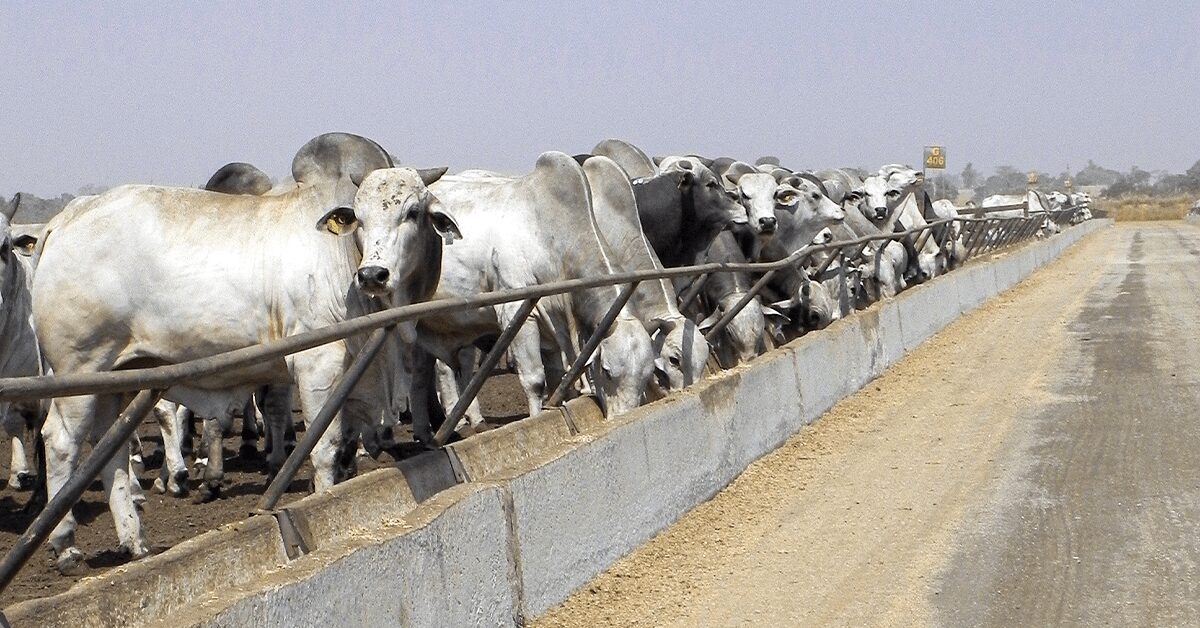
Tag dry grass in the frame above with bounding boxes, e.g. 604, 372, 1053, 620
1100, 195, 1193, 222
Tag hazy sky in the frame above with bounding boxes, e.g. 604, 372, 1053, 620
2, 1, 1197, 197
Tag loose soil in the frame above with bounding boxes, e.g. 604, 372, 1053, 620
536, 224, 1193, 627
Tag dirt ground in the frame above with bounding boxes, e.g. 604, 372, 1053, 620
538, 223, 1200, 627
0, 374, 528, 607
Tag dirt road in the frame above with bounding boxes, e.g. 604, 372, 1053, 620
537, 223, 1200, 627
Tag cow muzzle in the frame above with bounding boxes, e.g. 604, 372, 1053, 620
356, 266, 391, 295
757, 216, 777, 234
873, 207, 888, 220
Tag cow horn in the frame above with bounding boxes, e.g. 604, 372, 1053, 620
416, 167, 449, 187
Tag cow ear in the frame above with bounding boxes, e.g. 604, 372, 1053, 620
800, 283, 812, 298
12, 234, 37, 256
761, 304, 790, 323
652, 156, 665, 167
697, 308, 723, 332
429, 204, 462, 244
417, 167, 448, 187
317, 206, 359, 236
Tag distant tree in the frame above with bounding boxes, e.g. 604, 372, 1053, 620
978, 166, 1028, 197
925, 174, 959, 201
1105, 166, 1154, 197
960, 162, 979, 189
1074, 160, 1122, 187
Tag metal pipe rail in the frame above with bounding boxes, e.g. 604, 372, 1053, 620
0, 210, 1071, 595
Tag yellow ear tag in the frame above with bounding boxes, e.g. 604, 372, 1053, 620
327, 214, 355, 235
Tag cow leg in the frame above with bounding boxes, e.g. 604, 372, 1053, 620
128, 432, 145, 476
259, 385, 292, 482
407, 347, 442, 447
125, 452, 147, 509
99, 429, 151, 561
291, 347, 350, 492
3, 406, 31, 489
239, 395, 261, 461
8, 434, 31, 490
431, 357, 481, 437
509, 321, 547, 417
195, 413, 231, 503
44, 393, 144, 573
152, 401, 189, 497
42, 396, 91, 573
455, 349, 487, 429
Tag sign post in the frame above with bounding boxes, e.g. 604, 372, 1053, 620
923, 145, 945, 198
923, 145, 946, 172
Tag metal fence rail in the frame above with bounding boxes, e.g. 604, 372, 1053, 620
0, 208, 1077, 594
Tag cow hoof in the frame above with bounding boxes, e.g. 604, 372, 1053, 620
239, 444, 261, 461
54, 547, 86, 575
119, 541, 151, 561
8, 472, 35, 491
152, 477, 167, 494
193, 481, 221, 504
169, 471, 190, 497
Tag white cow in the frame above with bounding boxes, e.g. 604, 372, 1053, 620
982, 190, 1061, 237
579, 155, 709, 391
710, 159, 784, 238
857, 168, 942, 281
31, 133, 458, 573
1, 197, 41, 490
413, 152, 655, 444
930, 199, 967, 269
817, 169, 908, 302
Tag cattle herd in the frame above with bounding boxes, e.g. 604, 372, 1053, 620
0, 133, 1092, 578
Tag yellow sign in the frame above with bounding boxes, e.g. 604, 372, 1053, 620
923, 146, 946, 170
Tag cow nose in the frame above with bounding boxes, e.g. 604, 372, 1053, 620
357, 266, 390, 290
874, 207, 888, 219
758, 216, 777, 233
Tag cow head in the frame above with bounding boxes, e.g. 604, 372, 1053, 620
777, 176, 845, 227
593, 317, 656, 416
858, 175, 904, 222
699, 293, 766, 365
723, 162, 781, 236
649, 315, 709, 390
319, 167, 459, 306
658, 157, 748, 228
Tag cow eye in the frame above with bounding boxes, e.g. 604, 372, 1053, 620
668, 355, 681, 366
706, 180, 720, 189
811, 193, 821, 201
405, 207, 421, 221
886, 190, 900, 198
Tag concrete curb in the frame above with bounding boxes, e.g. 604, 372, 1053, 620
2, 219, 1111, 628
